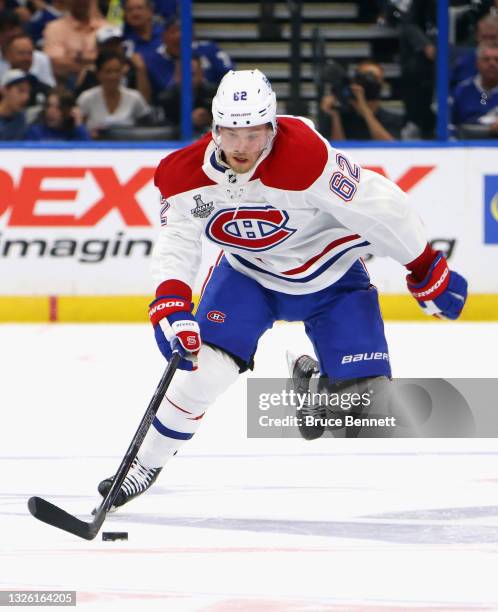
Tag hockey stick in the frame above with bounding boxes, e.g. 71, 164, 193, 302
27, 351, 182, 540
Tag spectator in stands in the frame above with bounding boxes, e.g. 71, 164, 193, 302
75, 24, 151, 102
159, 56, 212, 133
193, 37, 234, 86
143, 16, 176, 95
452, 14, 498, 88
0, 68, 30, 139
76, 50, 151, 138
43, 0, 109, 83
4, 32, 55, 87
0, 0, 31, 24
452, 41, 498, 136
454, 0, 498, 46
319, 60, 402, 141
144, 19, 212, 132
25, 86, 90, 140
0, 10, 23, 81
150, 18, 233, 88
27, 0, 67, 48
4, 37, 49, 109
123, 0, 163, 57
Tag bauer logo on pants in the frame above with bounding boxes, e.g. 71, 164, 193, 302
484, 175, 498, 244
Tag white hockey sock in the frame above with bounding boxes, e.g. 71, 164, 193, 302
138, 345, 239, 468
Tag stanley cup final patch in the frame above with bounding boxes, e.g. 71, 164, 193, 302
191, 194, 214, 218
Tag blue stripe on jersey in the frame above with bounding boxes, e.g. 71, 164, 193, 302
231, 241, 370, 283
153, 417, 194, 440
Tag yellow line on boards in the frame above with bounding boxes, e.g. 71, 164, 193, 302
0, 294, 496, 322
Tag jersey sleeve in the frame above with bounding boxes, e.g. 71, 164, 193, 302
308, 147, 427, 265
151, 194, 203, 292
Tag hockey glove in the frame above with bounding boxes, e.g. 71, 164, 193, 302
406, 251, 467, 320
149, 282, 201, 371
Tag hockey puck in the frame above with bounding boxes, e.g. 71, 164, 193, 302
102, 531, 128, 541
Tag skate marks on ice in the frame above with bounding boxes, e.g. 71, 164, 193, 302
4, 493, 498, 546
5, 450, 498, 549
103, 510, 498, 546
4, 494, 498, 546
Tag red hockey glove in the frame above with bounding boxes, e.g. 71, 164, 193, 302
148, 280, 201, 371
406, 247, 467, 320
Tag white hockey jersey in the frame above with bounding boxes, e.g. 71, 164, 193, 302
153, 116, 427, 295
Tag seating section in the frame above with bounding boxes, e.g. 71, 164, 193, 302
193, 1, 402, 112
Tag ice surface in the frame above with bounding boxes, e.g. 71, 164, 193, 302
1, 322, 498, 611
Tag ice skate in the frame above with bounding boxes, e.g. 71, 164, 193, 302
96, 456, 162, 512
286, 351, 325, 440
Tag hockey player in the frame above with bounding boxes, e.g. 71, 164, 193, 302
98, 69, 467, 508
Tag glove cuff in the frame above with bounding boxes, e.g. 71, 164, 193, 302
405, 243, 437, 283
155, 279, 192, 301
407, 252, 450, 301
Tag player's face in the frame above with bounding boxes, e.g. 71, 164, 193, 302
219, 125, 273, 173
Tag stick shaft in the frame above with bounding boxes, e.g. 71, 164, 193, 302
95, 351, 182, 520
28, 352, 181, 539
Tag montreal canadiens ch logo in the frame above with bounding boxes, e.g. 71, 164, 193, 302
205, 206, 296, 251
207, 310, 226, 323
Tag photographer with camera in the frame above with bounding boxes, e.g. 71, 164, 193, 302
319, 60, 402, 141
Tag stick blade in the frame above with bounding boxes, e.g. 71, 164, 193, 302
27, 496, 98, 541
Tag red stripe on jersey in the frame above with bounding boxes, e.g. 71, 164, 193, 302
281, 234, 360, 276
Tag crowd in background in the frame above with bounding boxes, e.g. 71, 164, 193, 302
319, 0, 498, 141
0, 0, 497, 142
0, 0, 234, 141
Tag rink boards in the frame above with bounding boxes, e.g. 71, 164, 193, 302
0, 144, 497, 321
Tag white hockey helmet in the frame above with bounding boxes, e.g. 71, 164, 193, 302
212, 69, 277, 137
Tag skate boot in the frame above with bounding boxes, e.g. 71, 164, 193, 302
286, 351, 324, 440
97, 456, 162, 511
